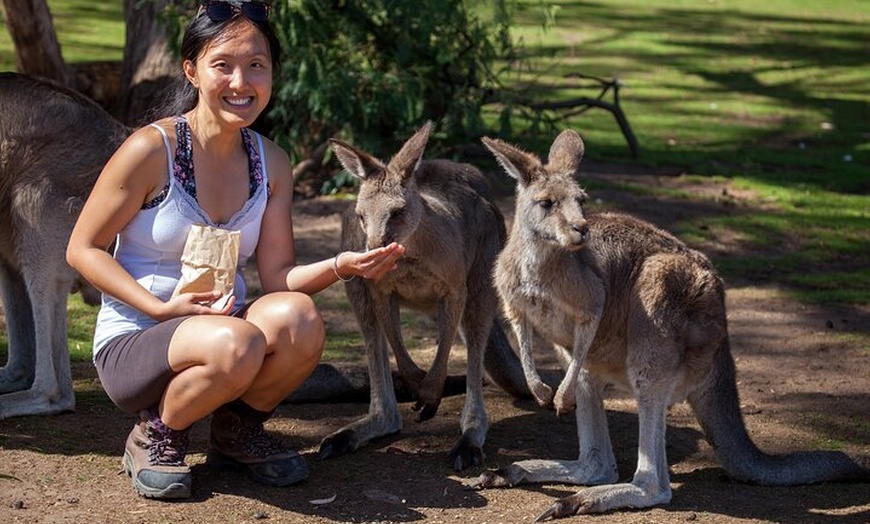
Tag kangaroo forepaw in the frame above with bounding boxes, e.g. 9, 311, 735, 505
553, 380, 576, 415
553, 397, 576, 417
318, 429, 358, 460
398, 367, 427, 396
448, 435, 485, 471
412, 397, 442, 422
529, 380, 554, 408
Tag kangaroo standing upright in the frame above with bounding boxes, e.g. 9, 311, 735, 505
0, 73, 128, 418
474, 130, 869, 518
318, 122, 528, 470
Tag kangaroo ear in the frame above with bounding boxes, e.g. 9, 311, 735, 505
389, 121, 432, 180
481, 136, 541, 187
547, 129, 585, 174
328, 138, 385, 180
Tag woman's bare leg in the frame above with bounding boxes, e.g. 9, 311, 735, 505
157, 291, 324, 429
159, 315, 267, 429
238, 291, 325, 411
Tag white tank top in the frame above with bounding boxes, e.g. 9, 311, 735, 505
92, 121, 269, 356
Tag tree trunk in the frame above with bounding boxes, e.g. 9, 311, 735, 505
0, 0, 71, 87
117, 0, 178, 126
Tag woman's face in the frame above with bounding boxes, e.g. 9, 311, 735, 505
183, 21, 273, 128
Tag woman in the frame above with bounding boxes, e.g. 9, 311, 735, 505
66, 0, 404, 500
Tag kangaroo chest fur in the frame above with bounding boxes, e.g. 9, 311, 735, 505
375, 254, 460, 312
498, 213, 716, 384
500, 241, 606, 348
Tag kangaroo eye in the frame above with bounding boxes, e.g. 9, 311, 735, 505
357, 213, 367, 228
390, 208, 405, 219
577, 195, 587, 206
537, 199, 554, 210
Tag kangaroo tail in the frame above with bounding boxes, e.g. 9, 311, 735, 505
483, 321, 532, 399
687, 337, 870, 485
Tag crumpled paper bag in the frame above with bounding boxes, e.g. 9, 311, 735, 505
172, 224, 240, 310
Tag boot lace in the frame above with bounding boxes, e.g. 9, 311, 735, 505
145, 421, 190, 466
238, 422, 289, 458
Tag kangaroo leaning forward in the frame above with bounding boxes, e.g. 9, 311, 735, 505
473, 130, 870, 519
319, 122, 529, 470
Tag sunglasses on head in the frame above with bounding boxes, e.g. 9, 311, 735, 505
199, 1, 271, 23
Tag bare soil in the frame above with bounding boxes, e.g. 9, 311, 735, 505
1, 164, 868, 524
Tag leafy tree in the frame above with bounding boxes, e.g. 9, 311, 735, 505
1, 0, 178, 125
261, 0, 514, 193
1, 0, 70, 86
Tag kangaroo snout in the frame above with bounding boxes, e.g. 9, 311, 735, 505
363, 227, 396, 250
366, 237, 392, 250
574, 221, 589, 240
566, 220, 590, 250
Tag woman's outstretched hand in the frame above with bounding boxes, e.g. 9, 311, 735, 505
336, 242, 405, 282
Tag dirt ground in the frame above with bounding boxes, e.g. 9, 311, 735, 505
1, 163, 868, 523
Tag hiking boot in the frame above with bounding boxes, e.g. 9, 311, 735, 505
207, 401, 309, 486
122, 408, 192, 499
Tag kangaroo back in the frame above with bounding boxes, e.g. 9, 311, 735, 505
0, 73, 129, 207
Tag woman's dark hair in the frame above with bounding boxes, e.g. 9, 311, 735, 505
150, 6, 282, 120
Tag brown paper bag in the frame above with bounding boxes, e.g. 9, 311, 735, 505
172, 224, 241, 310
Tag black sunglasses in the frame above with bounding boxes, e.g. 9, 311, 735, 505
199, 1, 271, 23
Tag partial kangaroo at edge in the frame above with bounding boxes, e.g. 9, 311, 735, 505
0, 73, 128, 418
318, 122, 528, 471
472, 129, 869, 518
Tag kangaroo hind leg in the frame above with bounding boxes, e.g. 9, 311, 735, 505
473, 369, 617, 489
319, 280, 402, 459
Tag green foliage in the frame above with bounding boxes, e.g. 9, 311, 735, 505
158, 1, 519, 194
265, 0, 514, 192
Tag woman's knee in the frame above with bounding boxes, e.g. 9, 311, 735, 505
292, 293, 326, 349
171, 318, 267, 379
248, 292, 325, 359
219, 322, 268, 365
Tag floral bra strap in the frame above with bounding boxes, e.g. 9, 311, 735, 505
173, 116, 262, 200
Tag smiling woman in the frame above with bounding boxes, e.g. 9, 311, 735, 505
64, 0, 404, 501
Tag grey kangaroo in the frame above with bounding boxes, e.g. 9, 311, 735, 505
319, 122, 529, 470
473, 130, 870, 518
0, 73, 127, 418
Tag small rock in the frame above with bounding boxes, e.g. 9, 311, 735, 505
254, 511, 268, 519
11, 500, 26, 510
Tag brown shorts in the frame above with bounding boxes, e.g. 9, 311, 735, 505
94, 302, 256, 414
94, 316, 191, 414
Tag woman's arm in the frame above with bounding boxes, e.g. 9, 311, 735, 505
66, 125, 232, 320
255, 141, 404, 296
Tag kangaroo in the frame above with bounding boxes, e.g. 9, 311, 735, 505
0, 73, 128, 418
318, 122, 529, 470
473, 130, 870, 518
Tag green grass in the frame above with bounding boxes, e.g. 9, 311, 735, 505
0, 294, 95, 364
0, 0, 867, 366
0, 0, 124, 71
500, 0, 870, 304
